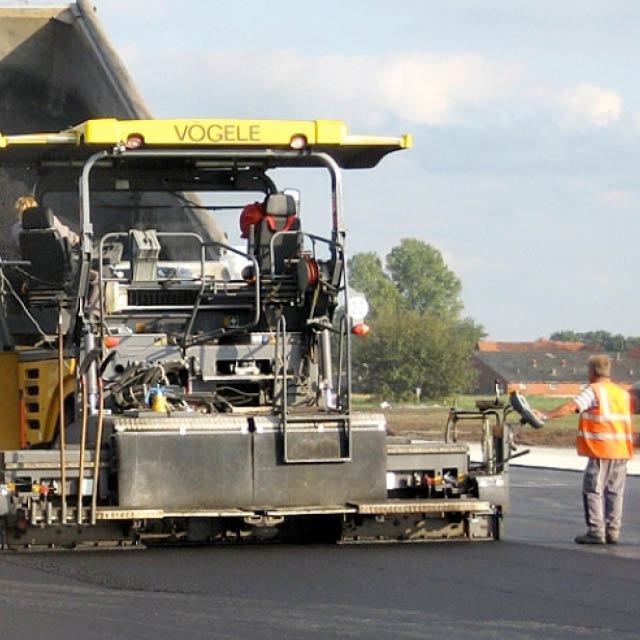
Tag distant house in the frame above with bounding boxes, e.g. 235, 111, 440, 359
473, 340, 638, 396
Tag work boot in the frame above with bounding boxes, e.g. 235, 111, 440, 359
605, 532, 619, 544
574, 533, 605, 545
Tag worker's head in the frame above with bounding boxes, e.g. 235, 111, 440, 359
588, 354, 611, 381
14, 195, 38, 220
239, 202, 264, 239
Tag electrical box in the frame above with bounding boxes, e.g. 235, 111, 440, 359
130, 229, 160, 281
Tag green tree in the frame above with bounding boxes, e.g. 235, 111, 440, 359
627, 336, 640, 351
352, 310, 481, 400
348, 252, 402, 317
386, 238, 462, 319
549, 330, 579, 343
349, 238, 463, 319
348, 239, 484, 399
550, 330, 633, 352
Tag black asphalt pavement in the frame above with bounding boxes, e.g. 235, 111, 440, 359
1, 468, 639, 639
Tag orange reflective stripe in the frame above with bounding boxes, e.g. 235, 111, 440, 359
577, 382, 634, 459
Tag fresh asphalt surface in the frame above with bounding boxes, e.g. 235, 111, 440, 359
1, 467, 639, 639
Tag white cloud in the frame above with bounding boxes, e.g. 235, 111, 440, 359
554, 83, 623, 129
376, 53, 521, 125
564, 175, 640, 212
567, 176, 640, 212
122, 45, 626, 135
598, 188, 639, 210
125, 47, 523, 127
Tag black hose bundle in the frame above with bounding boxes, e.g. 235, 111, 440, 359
110, 361, 180, 410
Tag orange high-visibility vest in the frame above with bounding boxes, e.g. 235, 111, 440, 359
577, 381, 634, 459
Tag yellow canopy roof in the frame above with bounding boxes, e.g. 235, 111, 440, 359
0, 118, 411, 169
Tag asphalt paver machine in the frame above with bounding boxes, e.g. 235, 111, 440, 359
0, 118, 534, 548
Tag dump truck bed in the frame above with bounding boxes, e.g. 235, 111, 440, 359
0, 1, 225, 256
0, 0, 150, 134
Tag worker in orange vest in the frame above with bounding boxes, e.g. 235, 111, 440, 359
534, 354, 635, 545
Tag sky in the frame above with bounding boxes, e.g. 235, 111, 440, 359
20, 0, 640, 340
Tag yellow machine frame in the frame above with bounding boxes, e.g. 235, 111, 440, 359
0, 352, 75, 449
1, 117, 411, 150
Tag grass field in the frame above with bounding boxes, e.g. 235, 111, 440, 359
352, 394, 640, 448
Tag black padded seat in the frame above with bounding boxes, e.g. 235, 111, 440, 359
19, 206, 71, 285
255, 193, 300, 273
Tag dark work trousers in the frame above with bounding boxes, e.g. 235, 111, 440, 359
582, 457, 627, 538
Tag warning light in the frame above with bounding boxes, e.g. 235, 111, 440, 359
352, 323, 371, 336
290, 134, 307, 150
125, 134, 144, 149
104, 336, 121, 349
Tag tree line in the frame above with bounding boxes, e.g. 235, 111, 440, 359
549, 330, 640, 353
347, 238, 640, 401
348, 238, 484, 401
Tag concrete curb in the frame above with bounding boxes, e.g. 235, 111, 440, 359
468, 444, 640, 476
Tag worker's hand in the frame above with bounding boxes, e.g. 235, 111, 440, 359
532, 409, 547, 421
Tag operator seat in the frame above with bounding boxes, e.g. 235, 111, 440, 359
19, 206, 72, 286
7, 207, 79, 340
255, 193, 300, 274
